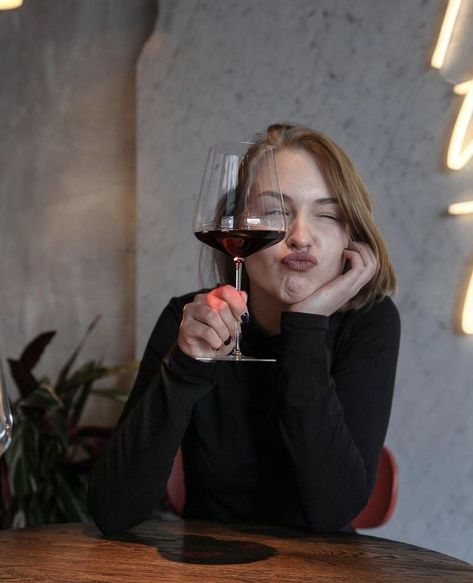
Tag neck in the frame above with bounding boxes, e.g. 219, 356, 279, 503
248, 281, 285, 336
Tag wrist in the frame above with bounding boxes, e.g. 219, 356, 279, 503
281, 311, 330, 331
286, 301, 334, 317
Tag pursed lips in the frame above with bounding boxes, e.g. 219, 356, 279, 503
281, 252, 318, 272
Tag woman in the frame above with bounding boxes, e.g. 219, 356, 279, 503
88, 123, 400, 535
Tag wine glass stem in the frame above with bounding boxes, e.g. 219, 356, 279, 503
233, 257, 244, 358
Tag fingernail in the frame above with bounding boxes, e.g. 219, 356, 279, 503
224, 336, 232, 346
240, 311, 250, 324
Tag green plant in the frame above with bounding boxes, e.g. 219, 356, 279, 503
0, 318, 134, 528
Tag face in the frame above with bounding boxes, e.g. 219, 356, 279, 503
245, 148, 349, 308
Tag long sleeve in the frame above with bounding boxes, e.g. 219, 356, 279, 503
277, 297, 400, 531
87, 295, 216, 535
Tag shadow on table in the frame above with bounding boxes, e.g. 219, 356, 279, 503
108, 529, 276, 565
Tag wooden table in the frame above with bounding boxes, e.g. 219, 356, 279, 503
0, 518, 471, 582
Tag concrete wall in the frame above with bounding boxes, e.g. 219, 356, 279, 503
1, 0, 471, 565
0, 0, 157, 424
137, 0, 473, 562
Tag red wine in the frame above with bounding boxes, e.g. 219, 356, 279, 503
195, 229, 285, 258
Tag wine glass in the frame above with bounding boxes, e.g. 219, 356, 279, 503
0, 359, 13, 457
194, 141, 287, 362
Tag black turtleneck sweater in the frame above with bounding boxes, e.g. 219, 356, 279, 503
88, 291, 400, 535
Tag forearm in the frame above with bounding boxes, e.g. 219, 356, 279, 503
277, 308, 398, 531
278, 389, 371, 530
88, 348, 215, 534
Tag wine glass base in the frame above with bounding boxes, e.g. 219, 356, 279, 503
196, 355, 276, 363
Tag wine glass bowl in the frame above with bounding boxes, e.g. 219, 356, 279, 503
0, 360, 13, 458
193, 141, 286, 362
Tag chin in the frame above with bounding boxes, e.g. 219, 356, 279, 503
280, 278, 318, 304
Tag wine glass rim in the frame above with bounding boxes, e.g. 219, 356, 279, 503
208, 141, 256, 154
0, 357, 13, 427
207, 141, 279, 159
211, 141, 256, 147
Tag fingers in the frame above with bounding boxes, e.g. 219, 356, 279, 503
342, 241, 377, 292
211, 285, 248, 321
350, 241, 376, 271
286, 242, 378, 317
183, 303, 233, 349
178, 286, 248, 357
195, 286, 247, 330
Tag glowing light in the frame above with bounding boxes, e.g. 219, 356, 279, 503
462, 271, 473, 334
431, 0, 473, 335
448, 200, 473, 215
0, 0, 23, 9
431, 0, 463, 69
447, 79, 473, 170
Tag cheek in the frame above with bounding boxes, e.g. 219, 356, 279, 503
245, 244, 280, 281
322, 229, 349, 273
328, 226, 349, 255
245, 253, 267, 279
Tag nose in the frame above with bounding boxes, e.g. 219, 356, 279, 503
285, 214, 313, 250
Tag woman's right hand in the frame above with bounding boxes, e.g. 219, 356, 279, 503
178, 285, 248, 359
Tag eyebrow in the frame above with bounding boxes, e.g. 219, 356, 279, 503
257, 191, 339, 205
311, 196, 339, 205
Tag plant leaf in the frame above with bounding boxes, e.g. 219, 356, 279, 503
91, 387, 130, 403
12, 508, 26, 528
19, 331, 56, 372
47, 413, 68, 450
70, 425, 112, 460
54, 466, 88, 522
19, 384, 63, 411
5, 422, 37, 497
60, 362, 114, 392
64, 360, 104, 425
0, 458, 12, 521
7, 359, 39, 400
55, 316, 100, 389
27, 495, 49, 527
40, 435, 63, 476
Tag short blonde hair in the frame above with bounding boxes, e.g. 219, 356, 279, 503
213, 123, 397, 310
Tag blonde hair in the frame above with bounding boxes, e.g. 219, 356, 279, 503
212, 123, 397, 310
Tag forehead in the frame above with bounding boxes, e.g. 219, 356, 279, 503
273, 148, 333, 200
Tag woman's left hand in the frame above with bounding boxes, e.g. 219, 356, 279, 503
287, 241, 378, 317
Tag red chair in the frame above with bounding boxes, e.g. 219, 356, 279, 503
165, 447, 186, 516
165, 445, 398, 529
351, 446, 399, 529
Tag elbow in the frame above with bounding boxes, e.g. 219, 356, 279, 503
303, 482, 372, 533
89, 514, 121, 537
304, 504, 365, 533
304, 513, 353, 533
87, 470, 131, 536
87, 470, 158, 536
87, 488, 137, 536
87, 482, 121, 536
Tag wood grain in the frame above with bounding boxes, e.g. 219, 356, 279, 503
0, 519, 471, 582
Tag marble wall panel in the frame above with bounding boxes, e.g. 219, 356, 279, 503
137, 0, 473, 562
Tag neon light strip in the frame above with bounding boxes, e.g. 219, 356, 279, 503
448, 200, 473, 215
447, 79, 473, 170
0, 0, 23, 9
462, 271, 473, 334
431, 0, 463, 69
